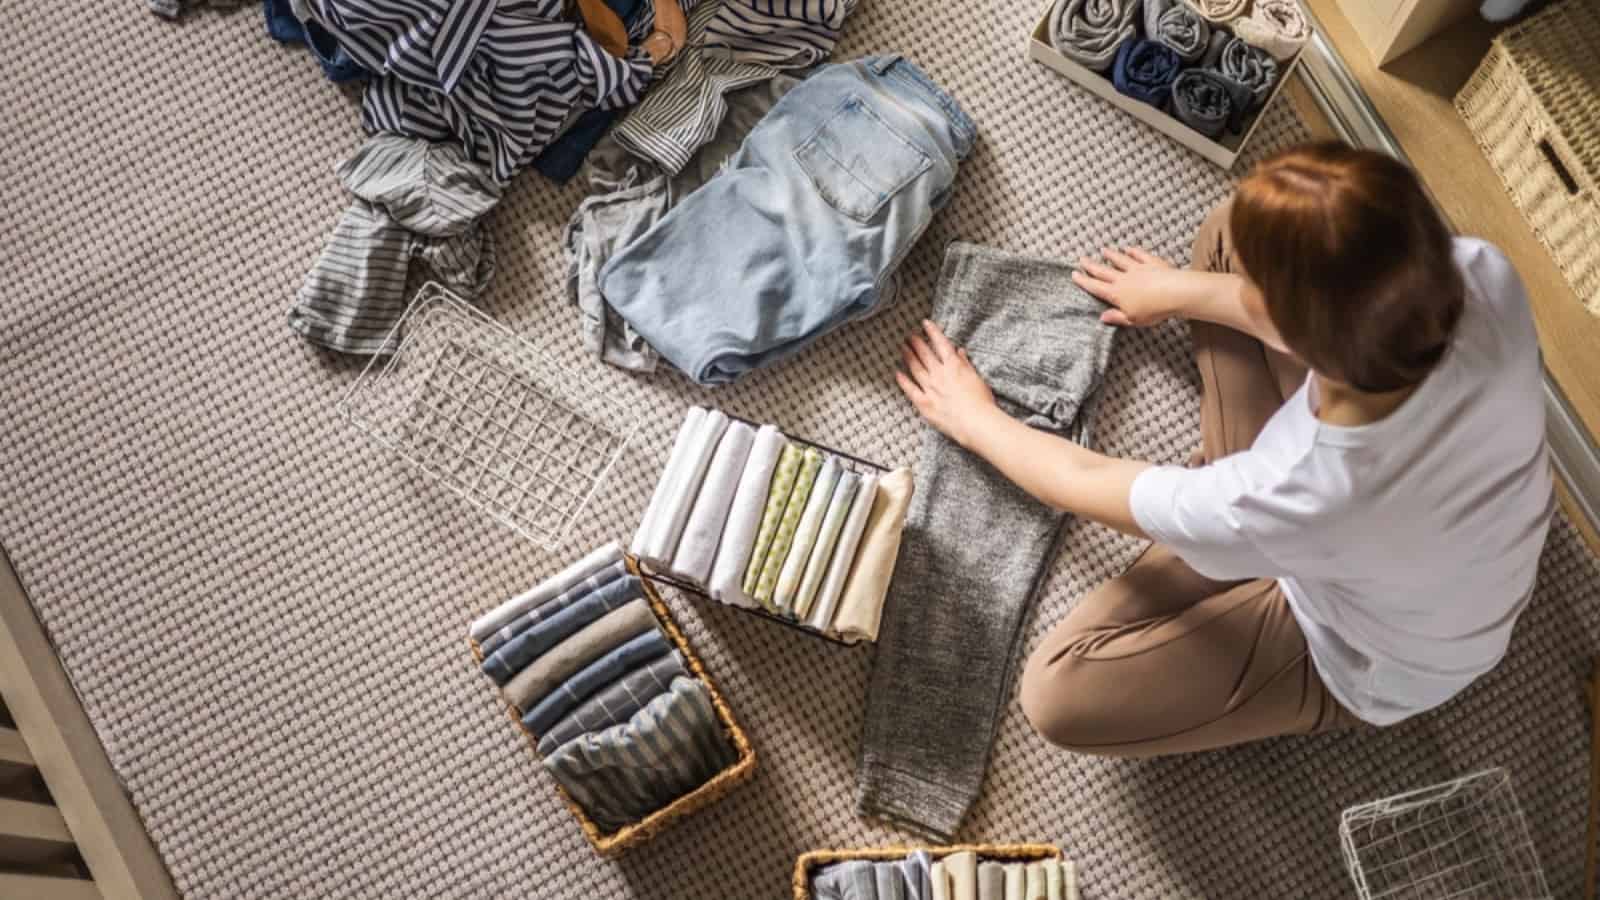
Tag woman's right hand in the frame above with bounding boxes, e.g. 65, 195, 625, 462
1072, 247, 1195, 327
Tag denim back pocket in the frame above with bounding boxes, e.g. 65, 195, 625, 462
794, 95, 933, 222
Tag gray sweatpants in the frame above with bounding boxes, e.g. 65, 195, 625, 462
856, 242, 1116, 840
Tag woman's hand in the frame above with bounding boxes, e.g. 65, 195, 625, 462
896, 320, 999, 450
1072, 247, 1194, 327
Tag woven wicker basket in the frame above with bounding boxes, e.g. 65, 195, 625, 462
1456, 0, 1600, 313
793, 844, 1064, 900
468, 555, 756, 857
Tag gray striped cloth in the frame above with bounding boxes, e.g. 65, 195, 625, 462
536, 651, 687, 756
702, 0, 859, 69
479, 560, 629, 657
289, 134, 500, 356
611, 0, 779, 174
542, 676, 735, 832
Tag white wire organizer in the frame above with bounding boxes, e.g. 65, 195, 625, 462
338, 282, 638, 552
1340, 768, 1552, 900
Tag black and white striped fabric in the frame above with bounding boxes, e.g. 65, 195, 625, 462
305, 0, 682, 183
703, 0, 859, 68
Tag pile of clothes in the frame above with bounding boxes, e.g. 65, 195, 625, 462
807, 850, 1079, 900
632, 407, 914, 642
1048, 0, 1310, 140
469, 542, 737, 832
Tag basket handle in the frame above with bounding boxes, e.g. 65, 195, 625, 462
1538, 137, 1582, 196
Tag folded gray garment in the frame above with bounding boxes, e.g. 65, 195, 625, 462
1210, 35, 1280, 131
1048, 0, 1139, 72
1170, 69, 1234, 139
1143, 0, 1209, 62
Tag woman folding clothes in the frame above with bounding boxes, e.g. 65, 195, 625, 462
896, 142, 1553, 756
468, 542, 736, 831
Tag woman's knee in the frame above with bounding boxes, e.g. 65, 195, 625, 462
1018, 644, 1104, 751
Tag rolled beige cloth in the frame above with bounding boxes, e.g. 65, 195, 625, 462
829, 467, 914, 642
1232, 0, 1310, 61
1181, 0, 1249, 23
945, 851, 978, 900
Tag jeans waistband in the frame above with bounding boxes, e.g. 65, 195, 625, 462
865, 55, 977, 160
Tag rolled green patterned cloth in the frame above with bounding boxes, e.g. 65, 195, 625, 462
1143, 0, 1209, 63
1170, 69, 1234, 139
751, 448, 824, 608
1048, 0, 1139, 72
1181, 0, 1248, 23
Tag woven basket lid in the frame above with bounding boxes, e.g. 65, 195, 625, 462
1497, 0, 1600, 191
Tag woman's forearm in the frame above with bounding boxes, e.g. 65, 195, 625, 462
1179, 273, 1290, 353
961, 405, 1150, 537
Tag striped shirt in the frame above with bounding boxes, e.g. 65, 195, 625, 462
536, 651, 686, 755
543, 676, 735, 832
305, 0, 686, 183
703, 0, 859, 68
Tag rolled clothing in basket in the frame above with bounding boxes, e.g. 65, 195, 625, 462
535, 650, 687, 755
707, 425, 789, 608
599, 57, 973, 385
1205, 35, 1280, 132
504, 597, 658, 711
751, 448, 826, 608
470, 541, 623, 641
1111, 39, 1182, 110
830, 468, 914, 642
772, 457, 843, 613
977, 862, 1005, 900
793, 471, 860, 619
670, 420, 757, 584
1048, 0, 1139, 72
638, 408, 730, 566
478, 559, 627, 657
1170, 69, 1235, 139
482, 575, 644, 685
1142, 0, 1209, 63
520, 628, 673, 734
1232, 0, 1310, 62
739, 442, 806, 601
805, 473, 879, 631
1181, 0, 1248, 24
543, 676, 735, 833
933, 851, 977, 899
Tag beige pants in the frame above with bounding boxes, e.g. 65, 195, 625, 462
1017, 200, 1359, 758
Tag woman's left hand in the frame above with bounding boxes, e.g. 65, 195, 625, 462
896, 320, 998, 449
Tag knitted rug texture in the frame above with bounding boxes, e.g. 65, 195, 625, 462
0, 1, 1592, 897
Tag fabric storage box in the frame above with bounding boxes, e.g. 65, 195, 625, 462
1456, 0, 1600, 314
793, 843, 1066, 900
1026, 1, 1302, 168
468, 557, 756, 857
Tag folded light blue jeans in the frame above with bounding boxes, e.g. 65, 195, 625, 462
600, 56, 975, 385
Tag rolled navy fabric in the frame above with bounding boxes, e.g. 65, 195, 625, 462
1210, 36, 1280, 131
1170, 69, 1235, 139
1143, 0, 1209, 63
1111, 39, 1183, 110
1233, 0, 1311, 62
1048, 0, 1140, 72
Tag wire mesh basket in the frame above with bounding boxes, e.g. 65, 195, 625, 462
337, 283, 637, 552
1340, 768, 1552, 900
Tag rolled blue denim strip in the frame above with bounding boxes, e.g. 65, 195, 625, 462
1111, 39, 1182, 111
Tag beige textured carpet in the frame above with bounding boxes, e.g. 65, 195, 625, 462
0, 1, 1593, 897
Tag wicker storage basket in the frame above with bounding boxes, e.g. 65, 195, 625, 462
1456, 0, 1600, 313
793, 844, 1064, 900
468, 555, 756, 857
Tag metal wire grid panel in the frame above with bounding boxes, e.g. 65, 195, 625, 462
338, 283, 637, 552
1340, 768, 1552, 900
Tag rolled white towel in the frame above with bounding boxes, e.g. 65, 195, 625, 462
707, 425, 788, 608
631, 407, 706, 559
669, 422, 756, 584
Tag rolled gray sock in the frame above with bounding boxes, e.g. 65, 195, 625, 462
1048, 0, 1140, 72
1143, 0, 1210, 63
1170, 69, 1235, 139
